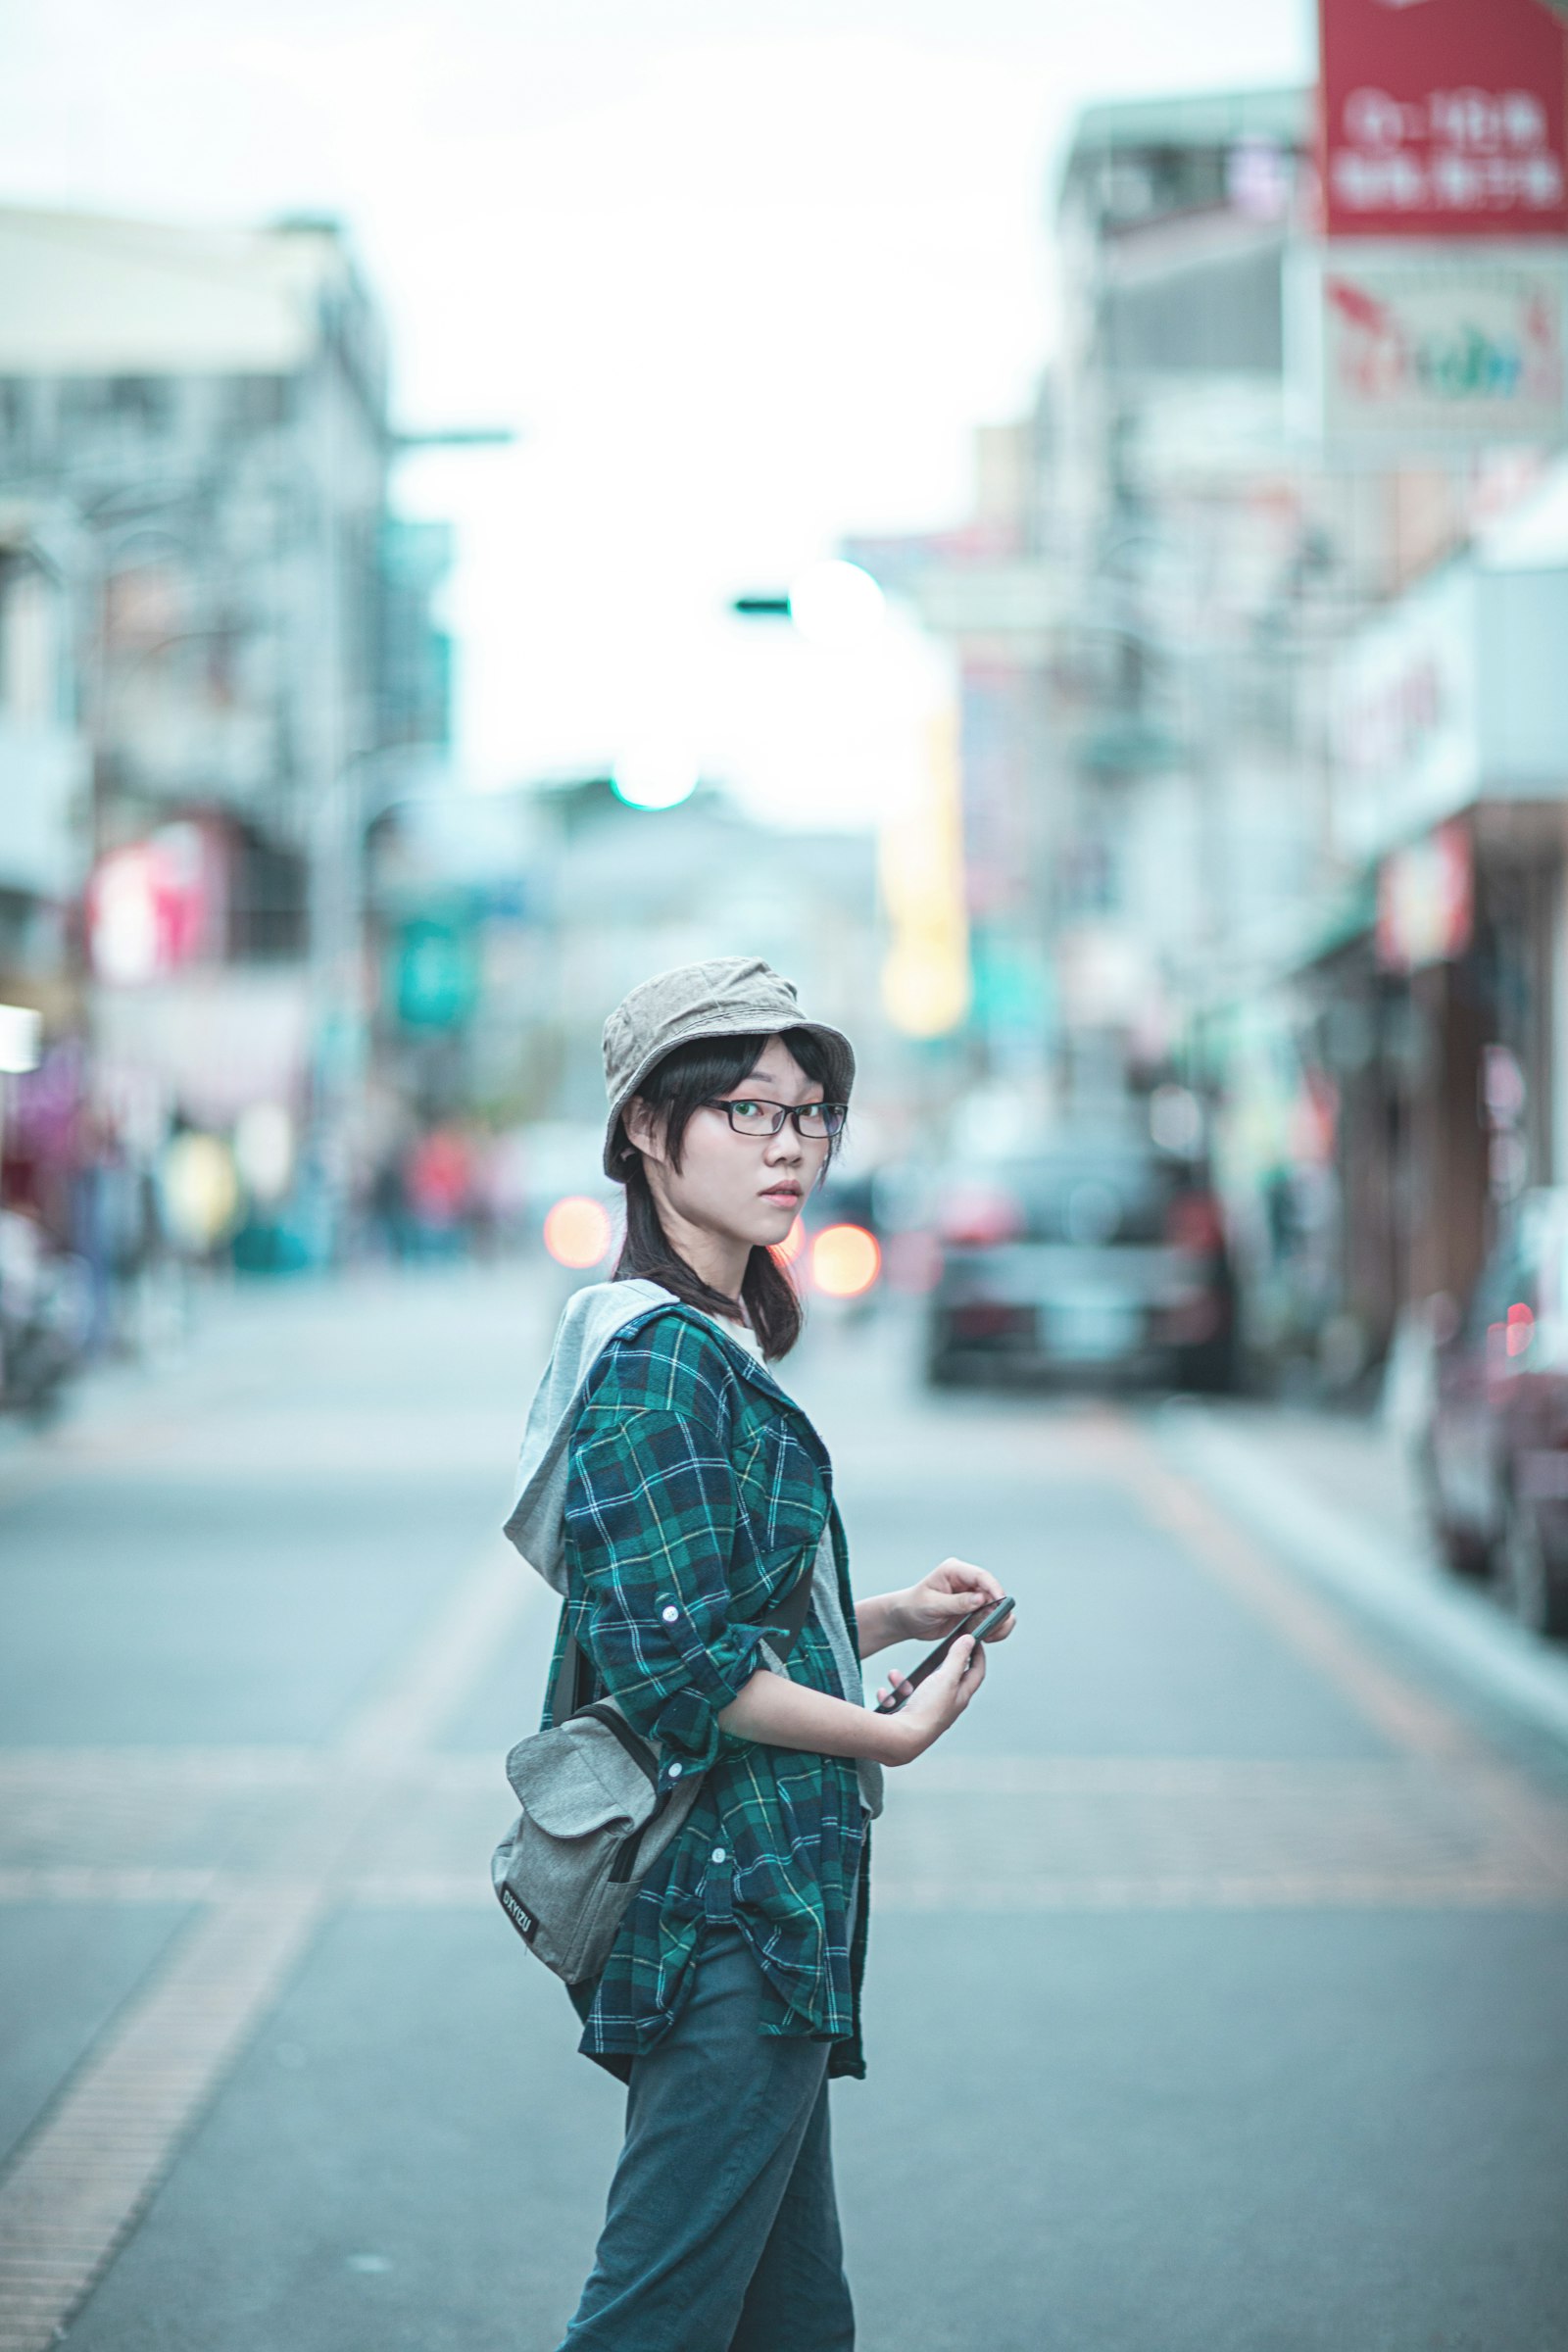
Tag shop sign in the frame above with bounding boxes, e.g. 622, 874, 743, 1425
86, 823, 226, 987
1309, 246, 1568, 446
1376, 818, 1473, 972
1318, 0, 1568, 241
0, 1004, 41, 1075
393, 915, 478, 1030
1332, 562, 1477, 858
90, 966, 310, 1127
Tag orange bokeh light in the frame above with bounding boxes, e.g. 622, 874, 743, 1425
810, 1222, 881, 1298
544, 1195, 612, 1269
772, 1216, 805, 1265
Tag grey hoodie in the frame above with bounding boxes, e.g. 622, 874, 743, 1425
503, 1277, 882, 1818
503, 1278, 677, 1595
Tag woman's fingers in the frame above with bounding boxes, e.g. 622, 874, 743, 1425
934, 1635, 980, 1695
950, 1636, 983, 1701
929, 1556, 1002, 1601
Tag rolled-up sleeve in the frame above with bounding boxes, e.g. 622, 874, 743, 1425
563, 1399, 771, 1769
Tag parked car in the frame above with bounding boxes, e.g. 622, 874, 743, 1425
921, 1129, 1236, 1391
1419, 1187, 1568, 1636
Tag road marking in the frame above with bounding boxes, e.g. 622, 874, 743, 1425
10, 1381, 1568, 2343
874, 1872, 1568, 1911
874, 1756, 1568, 1908
0, 1890, 321, 2352
338, 1532, 536, 1762
1119, 1425, 1472, 1759
9, 1750, 1567, 1919
1164, 1406, 1568, 1749
0, 1534, 543, 2352
0, 1867, 226, 1904
0, 1748, 320, 1790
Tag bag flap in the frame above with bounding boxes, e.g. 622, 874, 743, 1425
504, 1717, 656, 1837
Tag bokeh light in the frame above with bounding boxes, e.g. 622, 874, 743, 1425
159, 1132, 241, 1253
787, 560, 886, 650
233, 1103, 295, 1205
543, 1195, 612, 1268
612, 746, 700, 810
810, 1222, 881, 1298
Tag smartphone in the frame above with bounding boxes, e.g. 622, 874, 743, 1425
873, 1593, 1016, 1713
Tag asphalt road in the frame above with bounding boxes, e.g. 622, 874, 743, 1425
3, 1262, 1568, 2352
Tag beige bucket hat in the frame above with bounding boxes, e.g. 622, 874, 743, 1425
601, 956, 856, 1181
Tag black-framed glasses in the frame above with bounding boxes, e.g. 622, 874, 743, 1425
704, 1097, 848, 1140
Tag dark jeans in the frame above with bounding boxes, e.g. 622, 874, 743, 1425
557, 1923, 855, 2352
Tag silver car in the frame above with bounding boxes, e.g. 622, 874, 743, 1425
922, 1134, 1236, 1391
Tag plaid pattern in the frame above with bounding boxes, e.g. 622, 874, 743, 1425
547, 1301, 870, 2082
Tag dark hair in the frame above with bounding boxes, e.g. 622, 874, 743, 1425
611, 1027, 846, 1359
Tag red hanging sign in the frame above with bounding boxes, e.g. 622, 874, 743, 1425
1318, 0, 1568, 239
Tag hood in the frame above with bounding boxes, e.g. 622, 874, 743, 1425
502, 1278, 681, 1593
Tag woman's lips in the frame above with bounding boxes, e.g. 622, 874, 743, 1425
760, 1187, 801, 1204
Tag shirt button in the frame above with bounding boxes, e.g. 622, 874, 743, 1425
661, 1604, 679, 1623
667, 1762, 683, 1779
710, 1846, 727, 1864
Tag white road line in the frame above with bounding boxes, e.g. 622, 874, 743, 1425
0, 1749, 319, 1792
873, 1872, 1568, 1911
0, 1868, 227, 1904
1164, 1409, 1568, 1750
339, 1533, 535, 1762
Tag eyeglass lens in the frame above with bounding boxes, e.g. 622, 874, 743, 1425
721, 1100, 845, 1137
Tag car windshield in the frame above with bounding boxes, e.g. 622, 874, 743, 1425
960, 1145, 1186, 1246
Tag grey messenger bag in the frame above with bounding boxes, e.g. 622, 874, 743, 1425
492, 1560, 816, 1985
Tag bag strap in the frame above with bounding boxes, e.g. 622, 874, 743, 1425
756, 1550, 816, 1655
550, 1537, 821, 1729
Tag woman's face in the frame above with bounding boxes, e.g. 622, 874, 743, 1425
625, 1035, 833, 1252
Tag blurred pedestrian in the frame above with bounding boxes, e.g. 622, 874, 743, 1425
404, 1123, 472, 1258
367, 1150, 410, 1261
502, 957, 1014, 2352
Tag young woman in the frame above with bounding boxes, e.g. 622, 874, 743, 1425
505, 956, 1013, 2352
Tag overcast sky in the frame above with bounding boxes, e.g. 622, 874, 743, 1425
0, 1, 1314, 826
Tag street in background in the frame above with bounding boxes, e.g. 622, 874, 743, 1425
8, 6, 1568, 2342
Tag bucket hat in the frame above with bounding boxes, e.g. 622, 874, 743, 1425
602, 956, 856, 1180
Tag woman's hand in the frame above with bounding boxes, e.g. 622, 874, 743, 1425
898, 1556, 1014, 1646
873, 1635, 986, 1764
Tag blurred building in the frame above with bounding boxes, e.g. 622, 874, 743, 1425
1316, 475, 1568, 1355
536, 778, 888, 1127
0, 204, 452, 1255
366, 772, 891, 1152
0, 503, 88, 1023
869, 77, 1568, 1387
847, 409, 1057, 1089
1048, 87, 1382, 1371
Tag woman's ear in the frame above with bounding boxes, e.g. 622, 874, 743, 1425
621, 1094, 664, 1163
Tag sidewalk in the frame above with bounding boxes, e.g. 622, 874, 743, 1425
1202, 1399, 1431, 1559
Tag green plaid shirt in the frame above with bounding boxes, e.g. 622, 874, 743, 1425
546, 1300, 870, 2081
